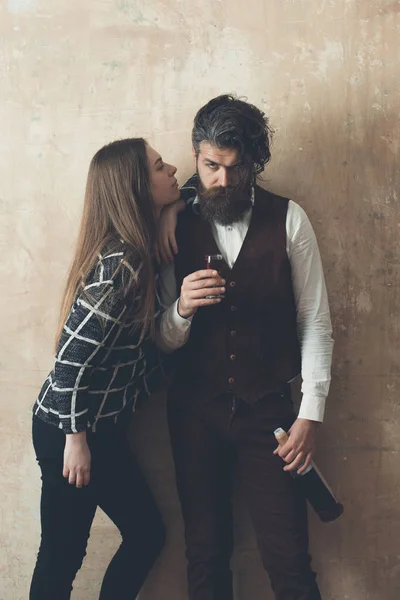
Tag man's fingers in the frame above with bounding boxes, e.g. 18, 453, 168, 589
297, 452, 313, 475
179, 295, 222, 313
186, 279, 225, 292
183, 288, 221, 310
185, 283, 224, 295
283, 449, 297, 464
284, 452, 305, 472
277, 441, 293, 458
192, 297, 222, 307
187, 278, 221, 289
179, 274, 225, 317
185, 270, 219, 282
186, 288, 225, 300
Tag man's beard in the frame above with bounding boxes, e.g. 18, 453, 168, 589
198, 177, 252, 226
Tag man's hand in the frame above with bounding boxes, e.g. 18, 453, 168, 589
157, 200, 185, 264
63, 431, 91, 488
273, 418, 319, 475
178, 270, 226, 319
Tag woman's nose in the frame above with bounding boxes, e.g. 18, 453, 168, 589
169, 163, 177, 176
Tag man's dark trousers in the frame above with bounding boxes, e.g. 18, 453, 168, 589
168, 390, 322, 600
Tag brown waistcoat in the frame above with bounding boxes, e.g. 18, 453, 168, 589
171, 185, 301, 404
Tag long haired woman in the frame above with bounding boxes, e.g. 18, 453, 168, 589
30, 138, 180, 599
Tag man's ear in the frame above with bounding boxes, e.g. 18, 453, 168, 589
192, 146, 197, 166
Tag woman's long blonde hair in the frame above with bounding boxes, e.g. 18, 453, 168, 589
55, 138, 156, 348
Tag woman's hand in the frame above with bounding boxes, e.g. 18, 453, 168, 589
178, 270, 226, 319
63, 431, 91, 488
157, 200, 185, 264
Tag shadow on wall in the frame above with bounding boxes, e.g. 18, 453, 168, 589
129, 106, 400, 600
268, 106, 400, 598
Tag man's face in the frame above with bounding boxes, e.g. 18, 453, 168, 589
194, 142, 252, 226
194, 142, 243, 190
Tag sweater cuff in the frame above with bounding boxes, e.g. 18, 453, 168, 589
59, 411, 89, 434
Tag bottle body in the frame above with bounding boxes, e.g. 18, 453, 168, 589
274, 427, 344, 523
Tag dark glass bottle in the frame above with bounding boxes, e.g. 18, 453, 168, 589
274, 428, 344, 523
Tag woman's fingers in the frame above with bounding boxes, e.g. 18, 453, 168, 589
83, 468, 91, 487
63, 433, 91, 488
75, 470, 84, 489
64, 466, 90, 488
169, 231, 178, 256
67, 468, 76, 486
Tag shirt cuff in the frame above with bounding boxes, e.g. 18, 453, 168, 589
297, 395, 326, 423
173, 299, 193, 328
157, 299, 192, 353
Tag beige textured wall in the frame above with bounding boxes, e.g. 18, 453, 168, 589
1, 1, 399, 598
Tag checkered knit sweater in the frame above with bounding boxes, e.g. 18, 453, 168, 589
33, 245, 164, 434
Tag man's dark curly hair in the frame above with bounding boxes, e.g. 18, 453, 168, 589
192, 94, 273, 176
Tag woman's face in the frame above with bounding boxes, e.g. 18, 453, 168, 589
147, 145, 180, 212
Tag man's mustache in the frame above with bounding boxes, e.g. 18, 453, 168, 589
200, 185, 241, 200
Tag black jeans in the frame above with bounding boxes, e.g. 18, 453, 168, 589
30, 416, 165, 600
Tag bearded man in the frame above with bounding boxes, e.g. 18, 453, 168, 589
158, 94, 334, 600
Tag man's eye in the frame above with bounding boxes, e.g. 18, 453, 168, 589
207, 164, 218, 170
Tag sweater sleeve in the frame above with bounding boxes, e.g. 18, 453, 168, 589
52, 261, 128, 433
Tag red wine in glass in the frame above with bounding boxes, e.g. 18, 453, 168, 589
205, 254, 224, 299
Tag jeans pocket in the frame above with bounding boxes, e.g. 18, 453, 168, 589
32, 416, 65, 463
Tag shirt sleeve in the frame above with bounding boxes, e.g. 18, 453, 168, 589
287, 201, 334, 423
52, 276, 127, 434
156, 262, 192, 353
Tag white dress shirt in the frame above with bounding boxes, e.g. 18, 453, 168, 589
158, 199, 334, 423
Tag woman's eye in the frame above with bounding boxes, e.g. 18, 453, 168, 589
158, 163, 164, 171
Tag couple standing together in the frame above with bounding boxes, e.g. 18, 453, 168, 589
30, 95, 333, 600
